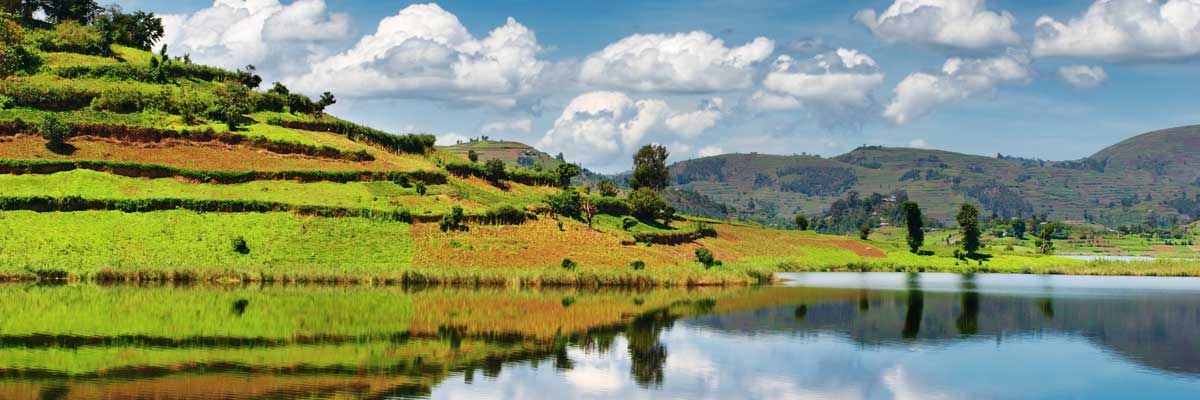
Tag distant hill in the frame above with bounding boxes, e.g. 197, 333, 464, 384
660, 126, 1200, 228
440, 140, 565, 170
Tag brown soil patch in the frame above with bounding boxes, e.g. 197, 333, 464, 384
0, 135, 435, 171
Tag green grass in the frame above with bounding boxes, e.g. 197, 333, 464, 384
0, 210, 414, 281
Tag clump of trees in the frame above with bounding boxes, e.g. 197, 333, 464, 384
439, 206, 466, 232
630, 144, 669, 191
596, 179, 619, 197
38, 113, 69, 149
695, 247, 721, 268
0, 12, 41, 76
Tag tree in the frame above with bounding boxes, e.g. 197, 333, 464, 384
957, 203, 982, 255
0, 12, 40, 77
630, 144, 669, 191
858, 224, 871, 240
794, 214, 809, 231
93, 6, 163, 50
596, 179, 619, 197
39, 0, 101, 23
555, 163, 581, 189
662, 206, 676, 227
902, 201, 925, 253
467, 149, 478, 163
627, 187, 666, 222
215, 84, 251, 131
581, 199, 597, 227
315, 91, 336, 116
484, 159, 506, 182
1036, 222, 1058, 255
546, 188, 582, 219
1012, 218, 1027, 240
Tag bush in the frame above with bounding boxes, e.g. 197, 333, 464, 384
0, 16, 41, 77
231, 236, 250, 254
0, 94, 11, 109
561, 258, 578, 271
630, 260, 645, 270
480, 205, 532, 225
467, 149, 478, 163
627, 187, 667, 221
267, 119, 436, 155
484, 159, 507, 182
597, 179, 620, 197
415, 181, 427, 196
29, 20, 109, 55
622, 217, 638, 230
695, 248, 721, 268
546, 188, 582, 219
39, 114, 71, 146
440, 206, 466, 232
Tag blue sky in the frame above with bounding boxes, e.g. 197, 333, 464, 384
116, 0, 1200, 172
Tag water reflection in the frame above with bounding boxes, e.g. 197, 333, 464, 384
1, 274, 1199, 399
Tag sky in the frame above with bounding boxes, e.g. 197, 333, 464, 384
112, 0, 1200, 172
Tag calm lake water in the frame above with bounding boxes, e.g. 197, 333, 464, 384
2, 273, 1199, 399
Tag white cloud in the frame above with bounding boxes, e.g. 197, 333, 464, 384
435, 132, 469, 146
1057, 64, 1107, 88
855, 0, 1020, 51
535, 91, 724, 168
909, 138, 931, 148
884, 52, 1031, 124
161, 0, 350, 74
290, 3, 552, 110
751, 48, 886, 129
1033, 0, 1200, 62
480, 118, 533, 135
697, 145, 725, 157
580, 31, 775, 92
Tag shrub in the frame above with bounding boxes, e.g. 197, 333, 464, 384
0, 95, 11, 109
695, 248, 721, 268
858, 224, 871, 240
545, 188, 582, 219
480, 205, 532, 225
29, 20, 109, 55
415, 181, 427, 196
794, 214, 809, 231
597, 179, 620, 197
630, 260, 645, 270
587, 195, 630, 216
561, 258, 578, 271
662, 206, 676, 226
622, 217, 638, 230
39, 114, 71, 146
555, 163, 581, 188
467, 149, 478, 163
440, 206, 466, 232
484, 159, 507, 182
627, 187, 666, 221
267, 119, 436, 154
0, 16, 41, 77
231, 236, 250, 254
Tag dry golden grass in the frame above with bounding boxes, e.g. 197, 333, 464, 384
0, 135, 435, 171
697, 222, 887, 261
2, 374, 439, 400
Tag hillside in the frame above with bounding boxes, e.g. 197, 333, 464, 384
0, 14, 913, 285
664, 128, 1200, 228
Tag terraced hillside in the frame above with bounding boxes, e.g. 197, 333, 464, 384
1, 15, 915, 285
665, 128, 1200, 228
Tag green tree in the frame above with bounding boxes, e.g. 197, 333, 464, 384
546, 188, 582, 219
484, 158, 506, 182
93, 6, 163, 50
596, 179, 620, 197
957, 203, 982, 255
0, 12, 40, 77
902, 201, 925, 253
627, 187, 666, 222
555, 163, 581, 189
215, 84, 251, 131
794, 214, 809, 231
41, 0, 101, 23
1036, 222, 1058, 255
467, 149, 478, 163
858, 224, 871, 240
1012, 218, 1027, 240
630, 144, 670, 191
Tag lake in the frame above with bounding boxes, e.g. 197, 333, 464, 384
2, 273, 1199, 399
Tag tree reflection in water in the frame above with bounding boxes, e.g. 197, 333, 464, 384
626, 309, 673, 388
902, 273, 924, 339
956, 274, 980, 336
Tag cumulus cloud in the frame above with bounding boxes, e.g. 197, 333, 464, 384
1058, 64, 1107, 88
884, 52, 1031, 124
580, 31, 775, 92
909, 138, 931, 148
535, 91, 725, 168
161, 0, 351, 74
855, 0, 1020, 51
290, 3, 553, 110
750, 48, 886, 129
480, 118, 533, 135
697, 145, 725, 158
1032, 0, 1200, 62
435, 132, 469, 146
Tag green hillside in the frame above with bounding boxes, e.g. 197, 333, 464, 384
664, 131, 1200, 228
